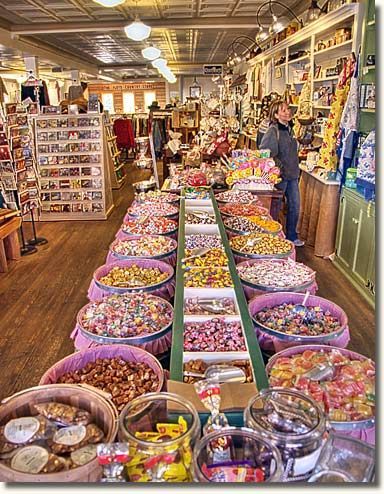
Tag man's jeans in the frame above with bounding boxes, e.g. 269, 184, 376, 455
276, 179, 300, 241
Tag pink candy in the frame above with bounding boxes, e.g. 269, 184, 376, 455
184, 318, 246, 352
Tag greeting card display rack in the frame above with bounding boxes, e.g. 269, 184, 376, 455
34, 114, 114, 221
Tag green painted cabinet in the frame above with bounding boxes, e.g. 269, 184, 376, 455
334, 188, 375, 305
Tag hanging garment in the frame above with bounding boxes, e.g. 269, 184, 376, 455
317, 56, 355, 172
113, 118, 135, 149
356, 130, 375, 184
152, 120, 164, 157
336, 55, 360, 185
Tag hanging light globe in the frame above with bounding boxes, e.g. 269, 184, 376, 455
93, 0, 125, 7
269, 15, 284, 34
124, 18, 151, 41
306, 0, 322, 23
152, 58, 168, 69
142, 46, 161, 60
256, 28, 268, 43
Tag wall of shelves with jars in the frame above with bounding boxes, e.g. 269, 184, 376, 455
247, 2, 362, 140
34, 114, 114, 221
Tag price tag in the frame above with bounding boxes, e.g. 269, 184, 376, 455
4, 417, 40, 444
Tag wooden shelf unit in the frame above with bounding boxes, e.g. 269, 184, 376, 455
248, 3, 362, 115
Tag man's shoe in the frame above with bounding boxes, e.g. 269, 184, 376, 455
293, 239, 305, 247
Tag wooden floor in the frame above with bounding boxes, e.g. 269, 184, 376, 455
0, 167, 375, 400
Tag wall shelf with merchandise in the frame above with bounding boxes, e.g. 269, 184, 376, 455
248, 2, 361, 117
34, 114, 114, 221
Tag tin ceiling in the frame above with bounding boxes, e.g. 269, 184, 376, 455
0, 0, 308, 80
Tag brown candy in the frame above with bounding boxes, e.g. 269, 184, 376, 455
33, 402, 92, 427
0, 416, 56, 455
48, 423, 104, 454
56, 358, 160, 412
9, 445, 67, 474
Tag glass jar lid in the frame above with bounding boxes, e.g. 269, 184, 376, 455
245, 388, 327, 449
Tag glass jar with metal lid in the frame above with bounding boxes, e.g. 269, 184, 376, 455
244, 388, 327, 481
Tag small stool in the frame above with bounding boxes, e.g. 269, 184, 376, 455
0, 216, 22, 272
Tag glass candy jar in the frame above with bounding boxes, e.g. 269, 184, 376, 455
193, 427, 283, 483
245, 388, 327, 480
118, 392, 200, 482
308, 433, 375, 482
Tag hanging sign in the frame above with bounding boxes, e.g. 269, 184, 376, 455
203, 65, 223, 76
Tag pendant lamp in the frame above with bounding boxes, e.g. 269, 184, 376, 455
142, 46, 161, 60
306, 0, 323, 23
125, 17, 151, 41
93, 0, 125, 7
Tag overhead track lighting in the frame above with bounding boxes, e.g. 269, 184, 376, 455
93, 0, 125, 7
124, 17, 151, 41
141, 46, 161, 60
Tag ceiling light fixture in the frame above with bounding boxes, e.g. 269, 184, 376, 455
256, 1, 304, 42
151, 57, 168, 69
305, 0, 325, 23
93, 0, 125, 7
141, 46, 161, 60
269, 14, 284, 34
124, 17, 151, 41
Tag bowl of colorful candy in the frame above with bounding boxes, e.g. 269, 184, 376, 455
135, 190, 180, 204
250, 293, 347, 344
182, 248, 228, 268
126, 202, 179, 219
93, 259, 174, 295
237, 259, 316, 293
109, 235, 177, 262
77, 293, 174, 346
122, 216, 178, 237
266, 346, 375, 435
230, 233, 294, 259
219, 203, 269, 218
215, 190, 258, 204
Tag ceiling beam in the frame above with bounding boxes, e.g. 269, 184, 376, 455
0, 28, 98, 75
99, 62, 224, 70
10, 16, 259, 34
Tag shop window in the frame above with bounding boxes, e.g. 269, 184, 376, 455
101, 93, 115, 113
123, 92, 135, 114
144, 91, 156, 112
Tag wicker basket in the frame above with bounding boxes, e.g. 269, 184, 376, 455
0, 384, 118, 482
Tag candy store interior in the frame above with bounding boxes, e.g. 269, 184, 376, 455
0, 0, 376, 486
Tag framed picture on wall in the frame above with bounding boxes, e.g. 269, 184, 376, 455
274, 67, 282, 79
42, 105, 61, 114
189, 85, 201, 98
